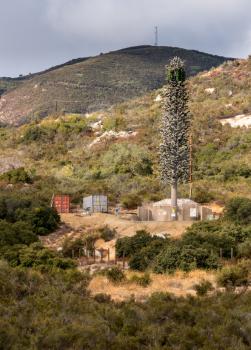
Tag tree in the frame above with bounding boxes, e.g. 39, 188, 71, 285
160, 57, 190, 220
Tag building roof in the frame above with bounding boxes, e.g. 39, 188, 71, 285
152, 198, 198, 207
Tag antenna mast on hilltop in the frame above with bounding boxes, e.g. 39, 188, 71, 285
154, 26, 158, 46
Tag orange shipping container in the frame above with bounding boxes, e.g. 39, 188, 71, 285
53, 195, 70, 213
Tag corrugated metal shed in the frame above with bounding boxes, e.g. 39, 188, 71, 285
83, 195, 108, 213
53, 195, 71, 213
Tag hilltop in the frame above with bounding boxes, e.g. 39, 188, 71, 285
0, 45, 231, 125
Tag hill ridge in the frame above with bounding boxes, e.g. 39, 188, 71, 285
0, 45, 233, 126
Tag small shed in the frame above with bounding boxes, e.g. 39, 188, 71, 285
83, 195, 108, 213
53, 195, 71, 213
138, 198, 212, 222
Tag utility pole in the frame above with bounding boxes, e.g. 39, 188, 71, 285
154, 26, 158, 46
189, 133, 193, 199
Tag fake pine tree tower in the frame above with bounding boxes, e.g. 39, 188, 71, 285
160, 57, 190, 220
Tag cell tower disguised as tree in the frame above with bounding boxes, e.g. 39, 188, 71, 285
160, 57, 190, 220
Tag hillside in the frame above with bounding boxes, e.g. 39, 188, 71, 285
0, 57, 250, 206
0, 45, 231, 126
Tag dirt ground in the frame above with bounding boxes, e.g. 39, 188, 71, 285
61, 213, 192, 238
40, 212, 192, 262
88, 270, 216, 301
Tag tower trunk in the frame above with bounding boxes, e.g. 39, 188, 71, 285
171, 182, 178, 220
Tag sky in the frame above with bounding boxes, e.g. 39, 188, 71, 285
0, 0, 251, 77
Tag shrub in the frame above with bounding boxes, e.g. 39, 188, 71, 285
224, 197, 251, 224
120, 193, 142, 209
105, 267, 125, 284
94, 293, 111, 303
217, 263, 250, 290
0, 167, 32, 184
129, 239, 166, 271
101, 143, 153, 177
193, 186, 215, 204
62, 238, 85, 258
16, 207, 60, 235
99, 226, 116, 241
116, 231, 154, 258
1, 243, 76, 270
193, 280, 214, 296
103, 115, 126, 131
0, 220, 38, 248
237, 239, 251, 259
130, 273, 151, 287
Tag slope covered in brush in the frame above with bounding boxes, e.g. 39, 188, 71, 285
0, 45, 230, 125
0, 57, 250, 205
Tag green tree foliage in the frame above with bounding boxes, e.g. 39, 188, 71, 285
0, 196, 60, 236
1, 261, 251, 349
98, 225, 116, 241
104, 266, 125, 284
193, 280, 214, 296
0, 167, 32, 184
16, 207, 60, 235
120, 193, 142, 209
0, 220, 37, 248
101, 143, 153, 177
224, 197, 251, 225
217, 262, 250, 290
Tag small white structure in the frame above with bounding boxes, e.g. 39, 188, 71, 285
138, 198, 212, 222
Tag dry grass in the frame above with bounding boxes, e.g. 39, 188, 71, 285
88, 270, 216, 302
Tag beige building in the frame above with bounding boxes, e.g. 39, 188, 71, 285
138, 198, 212, 222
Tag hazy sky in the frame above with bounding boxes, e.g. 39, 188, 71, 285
1, 0, 251, 77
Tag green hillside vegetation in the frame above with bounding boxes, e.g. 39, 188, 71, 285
0, 45, 230, 125
1, 260, 251, 349
0, 57, 250, 206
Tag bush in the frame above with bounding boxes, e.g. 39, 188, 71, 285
103, 115, 126, 131
120, 193, 142, 209
62, 237, 85, 258
237, 239, 251, 259
129, 239, 166, 271
1, 243, 77, 270
116, 231, 154, 258
224, 197, 251, 225
98, 226, 116, 241
0, 220, 38, 248
16, 207, 60, 235
101, 143, 153, 177
130, 273, 151, 287
105, 267, 125, 284
0, 167, 32, 184
217, 263, 250, 290
193, 280, 214, 296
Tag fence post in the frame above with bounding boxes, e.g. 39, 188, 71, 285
122, 252, 125, 269
72, 250, 74, 259
219, 248, 223, 259
231, 248, 234, 260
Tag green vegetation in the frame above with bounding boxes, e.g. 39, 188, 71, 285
116, 207, 251, 273
193, 280, 214, 296
217, 262, 250, 290
1, 261, 251, 349
0, 45, 229, 125
104, 266, 126, 284
130, 273, 152, 287
0, 167, 32, 184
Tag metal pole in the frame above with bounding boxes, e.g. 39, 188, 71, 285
189, 133, 193, 199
